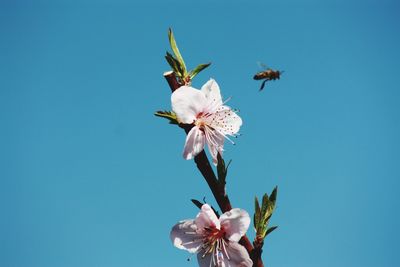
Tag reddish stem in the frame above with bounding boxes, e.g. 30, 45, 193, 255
164, 71, 263, 267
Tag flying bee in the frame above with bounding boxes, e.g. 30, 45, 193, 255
253, 63, 283, 91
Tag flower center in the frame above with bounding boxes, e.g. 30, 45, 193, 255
200, 226, 231, 265
204, 226, 226, 243
194, 112, 208, 130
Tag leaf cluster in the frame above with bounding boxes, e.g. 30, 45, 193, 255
165, 28, 211, 85
254, 187, 278, 241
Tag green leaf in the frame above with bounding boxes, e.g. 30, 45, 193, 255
168, 28, 186, 76
270, 186, 278, 206
216, 153, 231, 186
154, 110, 179, 125
261, 193, 270, 219
189, 62, 211, 79
165, 52, 183, 77
263, 213, 273, 225
254, 196, 261, 229
265, 226, 278, 237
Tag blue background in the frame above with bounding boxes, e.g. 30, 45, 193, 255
1, 0, 399, 266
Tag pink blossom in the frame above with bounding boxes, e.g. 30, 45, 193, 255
170, 204, 252, 267
171, 79, 242, 165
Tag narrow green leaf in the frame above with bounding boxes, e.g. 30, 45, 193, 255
191, 199, 204, 210
216, 153, 231, 186
265, 226, 278, 237
254, 196, 261, 229
217, 153, 225, 181
166, 52, 185, 78
154, 110, 179, 125
189, 62, 211, 79
225, 159, 232, 177
165, 52, 182, 76
263, 213, 273, 225
168, 28, 186, 75
261, 193, 270, 218
269, 186, 278, 206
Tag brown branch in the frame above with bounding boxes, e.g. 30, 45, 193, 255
164, 71, 181, 92
164, 71, 263, 266
251, 238, 264, 267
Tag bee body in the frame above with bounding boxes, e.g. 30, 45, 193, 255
253, 66, 283, 91
253, 69, 281, 80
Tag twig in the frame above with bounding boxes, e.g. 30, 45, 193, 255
164, 71, 181, 92
163, 72, 263, 267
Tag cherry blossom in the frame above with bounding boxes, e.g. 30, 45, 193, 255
170, 204, 252, 267
171, 79, 242, 165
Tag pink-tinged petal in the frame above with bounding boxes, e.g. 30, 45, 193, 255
183, 126, 206, 160
197, 242, 252, 267
210, 106, 243, 136
170, 219, 203, 253
223, 242, 253, 267
201, 79, 222, 112
206, 130, 224, 166
220, 208, 250, 242
195, 204, 220, 231
171, 86, 207, 124
197, 250, 214, 267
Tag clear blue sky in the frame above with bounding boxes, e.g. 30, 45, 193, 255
1, 0, 399, 267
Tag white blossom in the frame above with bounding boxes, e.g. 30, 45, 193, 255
171, 79, 242, 165
170, 204, 252, 267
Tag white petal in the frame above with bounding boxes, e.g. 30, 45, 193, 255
206, 130, 224, 166
220, 208, 250, 242
170, 219, 203, 253
201, 79, 222, 112
183, 126, 206, 160
223, 242, 253, 267
209, 106, 243, 136
171, 86, 207, 124
195, 204, 220, 231
197, 242, 252, 267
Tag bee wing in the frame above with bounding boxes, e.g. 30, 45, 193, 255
257, 61, 269, 70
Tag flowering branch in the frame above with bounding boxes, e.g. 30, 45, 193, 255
159, 29, 279, 267
163, 71, 260, 265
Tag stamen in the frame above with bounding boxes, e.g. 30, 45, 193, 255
213, 127, 235, 145
181, 238, 203, 246
184, 231, 198, 235
222, 96, 232, 105
222, 239, 230, 260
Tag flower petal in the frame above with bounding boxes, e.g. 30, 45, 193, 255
201, 79, 222, 112
183, 126, 206, 160
170, 219, 203, 253
224, 241, 253, 267
171, 86, 207, 124
209, 106, 242, 136
197, 250, 214, 267
206, 129, 225, 166
220, 208, 250, 242
195, 204, 220, 231
196, 242, 252, 267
